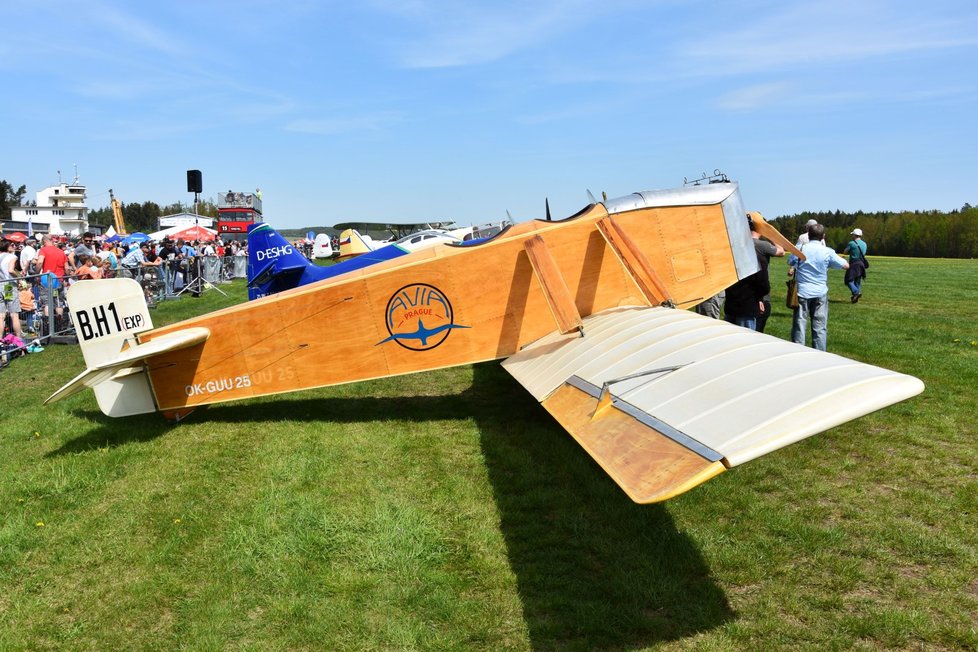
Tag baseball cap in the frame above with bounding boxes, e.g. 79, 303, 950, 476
850, 228, 863, 236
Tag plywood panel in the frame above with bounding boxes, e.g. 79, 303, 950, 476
542, 384, 726, 503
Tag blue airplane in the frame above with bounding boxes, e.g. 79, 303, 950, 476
245, 223, 490, 301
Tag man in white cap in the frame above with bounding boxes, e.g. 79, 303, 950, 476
844, 227, 868, 303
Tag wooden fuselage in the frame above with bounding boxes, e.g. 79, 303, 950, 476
142, 202, 741, 411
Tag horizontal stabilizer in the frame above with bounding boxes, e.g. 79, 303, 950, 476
502, 307, 924, 503
45, 327, 211, 405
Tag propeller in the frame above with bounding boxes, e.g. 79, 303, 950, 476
545, 198, 552, 221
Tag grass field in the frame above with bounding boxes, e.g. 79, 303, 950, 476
2, 256, 976, 650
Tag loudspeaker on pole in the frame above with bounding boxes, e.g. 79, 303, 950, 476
187, 169, 202, 193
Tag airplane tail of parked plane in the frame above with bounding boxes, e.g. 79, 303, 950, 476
45, 278, 210, 417
246, 223, 331, 300
246, 223, 453, 301
337, 228, 376, 258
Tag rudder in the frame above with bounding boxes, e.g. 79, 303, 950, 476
247, 223, 317, 300
64, 278, 158, 416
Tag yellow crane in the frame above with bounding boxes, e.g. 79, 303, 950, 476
109, 189, 127, 235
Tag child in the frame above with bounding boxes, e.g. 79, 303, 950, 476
75, 255, 102, 280
19, 280, 36, 335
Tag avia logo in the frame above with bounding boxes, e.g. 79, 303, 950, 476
377, 283, 469, 350
255, 246, 293, 261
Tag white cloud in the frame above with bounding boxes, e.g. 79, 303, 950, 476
681, 0, 978, 74
716, 82, 792, 110
89, 3, 190, 57
715, 78, 976, 113
371, 0, 618, 68
515, 97, 620, 125
91, 119, 200, 142
283, 111, 403, 135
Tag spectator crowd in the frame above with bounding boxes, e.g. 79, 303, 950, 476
0, 231, 248, 368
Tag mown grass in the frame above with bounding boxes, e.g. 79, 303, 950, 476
1, 257, 976, 650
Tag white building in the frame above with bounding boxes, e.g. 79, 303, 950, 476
158, 212, 214, 229
6, 181, 90, 236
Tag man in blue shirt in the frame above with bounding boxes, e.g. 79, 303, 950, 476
122, 242, 156, 268
788, 223, 849, 351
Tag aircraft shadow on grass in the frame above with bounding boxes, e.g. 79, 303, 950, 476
53, 362, 732, 648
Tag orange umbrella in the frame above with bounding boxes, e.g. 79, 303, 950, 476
170, 225, 217, 242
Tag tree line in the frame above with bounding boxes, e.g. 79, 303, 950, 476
0, 180, 27, 218
87, 199, 219, 234
771, 204, 978, 258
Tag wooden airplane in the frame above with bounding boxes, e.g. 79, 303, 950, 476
47, 181, 924, 503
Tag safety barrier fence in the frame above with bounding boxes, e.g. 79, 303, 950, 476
118, 255, 247, 302
0, 256, 248, 356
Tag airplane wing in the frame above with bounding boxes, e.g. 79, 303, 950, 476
502, 306, 924, 503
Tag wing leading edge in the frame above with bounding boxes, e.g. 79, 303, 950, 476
502, 306, 924, 503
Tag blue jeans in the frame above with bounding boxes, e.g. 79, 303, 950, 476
846, 278, 862, 296
791, 294, 829, 351
733, 315, 757, 331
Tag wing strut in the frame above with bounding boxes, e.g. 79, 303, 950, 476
596, 217, 674, 306
748, 211, 805, 260
523, 235, 583, 335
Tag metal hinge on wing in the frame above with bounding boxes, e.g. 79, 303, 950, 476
590, 365, 689, 415
565, 372, 723, 463
565, 367, 685, 416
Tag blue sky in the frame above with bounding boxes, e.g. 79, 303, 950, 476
3, 0, 976, 228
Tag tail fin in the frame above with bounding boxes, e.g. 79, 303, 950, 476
247, 223, 332, 300
47, 278, 211, 416
313, 233, 333, 258
337, 228, 375, 258
247, 223, 420, 301
51, 278, 158, 416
